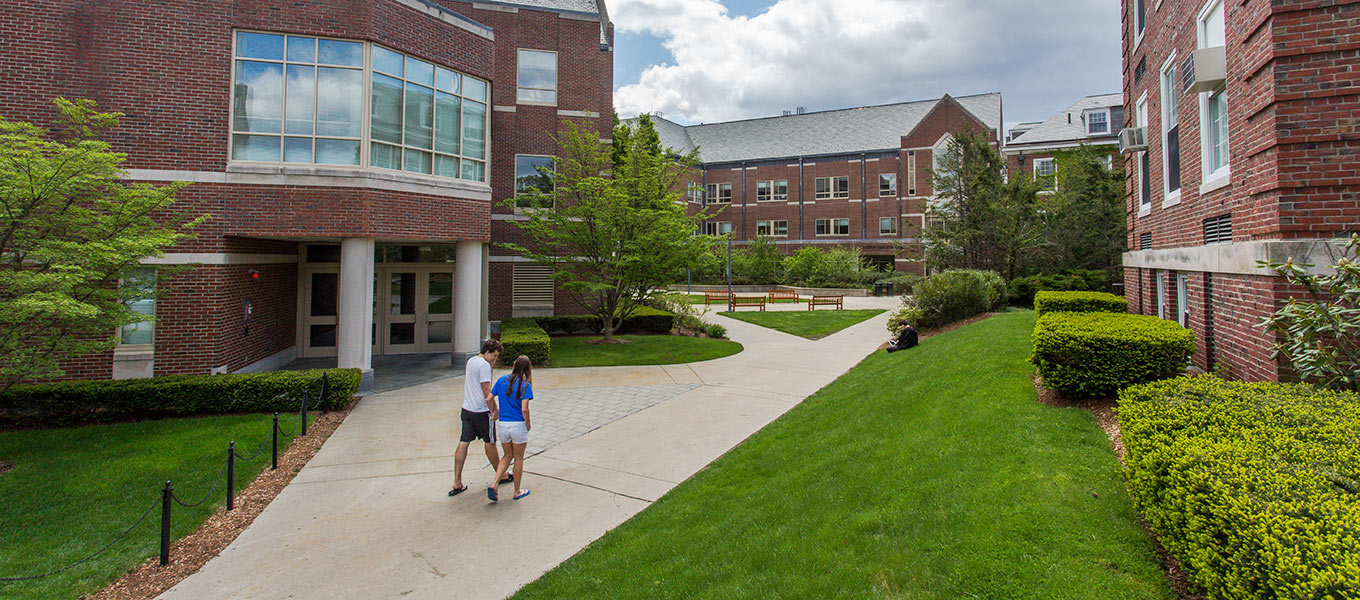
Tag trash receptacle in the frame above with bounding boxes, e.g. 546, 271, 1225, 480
874, 282, 894, 297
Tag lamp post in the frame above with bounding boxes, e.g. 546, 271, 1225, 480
726, 236, 733, 310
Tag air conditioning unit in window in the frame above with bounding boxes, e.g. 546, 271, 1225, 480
1119, 127, 1148, 153
1189, 46, 1227, 93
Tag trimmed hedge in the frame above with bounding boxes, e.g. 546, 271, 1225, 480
531, 308, 676, 337
500, 318, 552, 365
1007, 269, 1110, 306
618, 306, 675, 334
1118, 376, 1360, 599
536, 315, 600, 336
1033, 290, 1128, 318
0, 368, 360, 428
1030, 311, 1193, 398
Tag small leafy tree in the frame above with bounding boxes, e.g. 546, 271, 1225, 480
1258, 235, 1360, 391
0, 99, 203, 390
732, 236, 784, 284
1039, 146, 1127, 280
504, 116, 706, 341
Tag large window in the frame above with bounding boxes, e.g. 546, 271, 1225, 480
1199, 0, 1230, 182
815, 218, 849, 236
703, 222, 732, 236
1034, 158, 1056, 192
706, 183, 732, 204
756, 220, 788, 237
815, 177, 849, 200
756, 180, 788, 202
879, 173, 897, 197
879, 217, 897, 235
687, 182, 704, 204
230, 31, 489, 182
1137, 95, 1151, 209
1135, 0, 1147, 39
120, 269, 156, 346
514, 155, 555, 209
1161, 55, 1182, 201
517, 49, 557, 105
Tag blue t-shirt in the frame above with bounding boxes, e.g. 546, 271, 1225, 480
491, 375, 533, 422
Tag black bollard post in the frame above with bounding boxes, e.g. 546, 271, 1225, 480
320, 373, 330, 414
301, 389, 309, 437
226, 441, 235, 511
160, 480, 172, 566
271, 412, 279, 470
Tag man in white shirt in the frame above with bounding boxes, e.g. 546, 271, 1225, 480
449, 339, 511, 495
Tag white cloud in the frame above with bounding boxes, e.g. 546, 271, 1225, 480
611, 0, 1121, 128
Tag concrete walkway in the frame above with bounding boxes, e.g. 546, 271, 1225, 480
158, 296, 897, 600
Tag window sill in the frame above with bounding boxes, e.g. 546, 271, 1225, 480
1199, 172, 1230, 194
516, 100, 558, 107
1162, 190, 1182, 208
114, 345, 155, 361
1138, 204, 1152, 217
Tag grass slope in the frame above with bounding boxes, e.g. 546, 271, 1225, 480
550, 335, 743, 368
515, 311, 1173, 600
719, 309, 885, 339
0, 413, 309, 600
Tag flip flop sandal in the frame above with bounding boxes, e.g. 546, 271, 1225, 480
447, 485, 469, 497
500, 474, 514, 484
513, 489, 531, 500
487, 486, 499, 502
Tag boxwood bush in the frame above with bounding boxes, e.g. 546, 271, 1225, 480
1033, 290, 1128, 318
532, 308, 675, 337
1030, 312, 1193, 398
0, 368, 360, 428
500, 318, 551, 365
618, 306, 675, 334
1118, 376, 1360, 599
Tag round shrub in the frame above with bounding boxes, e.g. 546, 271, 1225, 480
1118, 376, 1360, 599
1030, 311, 1193, 398
1033, 290, 1128, 318
896, 269, 1005, 330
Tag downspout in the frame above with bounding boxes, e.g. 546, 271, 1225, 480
798, 157, 805, 240
860, 153, 868, 239
741, 161, 748, 241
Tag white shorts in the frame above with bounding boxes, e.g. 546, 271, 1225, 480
497, 421, 529, 444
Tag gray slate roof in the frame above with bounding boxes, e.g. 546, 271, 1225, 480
480, 0, 600, 14
642, 93, 1002, 165
1006, 93, 1123, 148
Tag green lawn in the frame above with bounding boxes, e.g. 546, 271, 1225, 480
550, 334, 743, 368
514, 311, 1174, 600
719, 309, 885, 339
0, 412, 311, 600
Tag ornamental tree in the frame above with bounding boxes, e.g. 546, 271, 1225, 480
0, 99, 204, 391
1258, 234, 1360, 391
503, 116, 706, 341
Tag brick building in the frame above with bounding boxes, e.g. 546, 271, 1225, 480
649, 93, 1003, 274
1118, 0, 1360, 380
0, 0, 613, 388
1003, 93, 1123, 191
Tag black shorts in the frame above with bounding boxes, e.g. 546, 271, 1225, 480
460, 409, 494, 443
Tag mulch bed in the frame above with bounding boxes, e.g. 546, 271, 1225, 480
89, 401, 359, 600
1030, 377, 1202, 600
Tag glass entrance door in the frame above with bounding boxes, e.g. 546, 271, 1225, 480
373, 267, 456, 355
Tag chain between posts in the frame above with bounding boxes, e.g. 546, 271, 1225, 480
0, 496, 159, 582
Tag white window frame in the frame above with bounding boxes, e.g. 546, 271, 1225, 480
1176, 272, 1189, 328
119, 268, 156, 348
879, 173, 897, 197
815, 176, 850, 200
1136, 94, 1151, 214
1033, 157, 1056, 193
772, 179, 788, 201
756, 219, 789, 238
1156, 270, 1167, 320
706, 183, 732, 204
1161, 52, 1183, 207
704, 221, 732, 236
1197, 0, 1230, 190
1085, 108, 1111, 135
227, 30, 492, 183
1134, 0, 1147, 47
516, 48, 558, 106
686, 182, 704, 204
879, 217, 897, 235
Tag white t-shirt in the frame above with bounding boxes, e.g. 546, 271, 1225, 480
462, 355, 493, 413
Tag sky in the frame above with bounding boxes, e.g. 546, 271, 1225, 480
608, 0, 1123, 133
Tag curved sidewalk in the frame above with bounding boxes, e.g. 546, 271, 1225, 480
158, 297, 897, 600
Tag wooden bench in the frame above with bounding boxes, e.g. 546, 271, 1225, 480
728, 296, 767, 311
807, 295, 844, 311
767, 289, 799, 302
704, 290, 732, 305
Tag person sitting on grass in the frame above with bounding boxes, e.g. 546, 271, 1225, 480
488, 355, 535, 502
886, 324, 918, 353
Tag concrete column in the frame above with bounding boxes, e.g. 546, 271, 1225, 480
480, 244, 490, 340
338, 237, 375, 393
452, 240, 485, 366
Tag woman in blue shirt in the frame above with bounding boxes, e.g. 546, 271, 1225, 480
488, 355, 534, 501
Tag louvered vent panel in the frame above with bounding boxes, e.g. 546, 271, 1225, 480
513, 264, 555, 305
1140, 233, 1153, 250
1203, 214, 1233, 244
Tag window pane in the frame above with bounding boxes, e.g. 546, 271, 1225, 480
316, 67, 361, 137
1203, 1, 1225, 47
462, 101, 486, 159
434, 92, 461, 154
373, 46, 404, 76
232, 134, 280, 161
318, 39, 362, 66
309, 324, 337, 348
428, 321, 452, 345
1167, 126, 1181, 192
286, 36, 316, 63
516, 155, 554, 196
518, 88, 556, 104
371, 143, 400, 170
233, 61, 284, 133
236, 32, 284, 60
120, 269, 156, 345
435, 67, 460, 94
371, 73, 404, 144
435, 154, 459, 178
284, 65, 315, 135
283, 137, 313, 162
389, 323, 415, 345
462, 159, 484, 182
404, 83, 435, 149
518, 50, 557, 87
1209, 89, 1228, 172
316, 139, 360, 165
310, 272, 338, 316
406, 56, 435, 86
429, 273, 453, 314
462, 77, 487, 102
390, 273, 416, 315
403, 149, 432, 174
